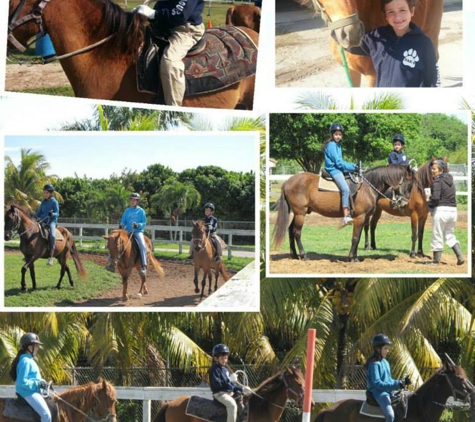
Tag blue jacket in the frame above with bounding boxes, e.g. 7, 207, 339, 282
388, 151, 409, 165
34, 198, 59, 224
202, 215, 218, 234
360, 23, 439, 87
208, 363, 243, 394
152, 0, 204, 28
367, 358, 402, 399
324, 141, 356, 176
120, 206, 147, 233
15, 354, 46, 398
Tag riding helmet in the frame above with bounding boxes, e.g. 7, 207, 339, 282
431, 159, 448, 173
371, 334, 392, 348
204, 203, 215, 211
392, 134, 405, 145
20, 333, 43, 348
43, 184, 54, 192
212, 344, 230, 356
129, 193, 141, 200
330, 122, 344, 133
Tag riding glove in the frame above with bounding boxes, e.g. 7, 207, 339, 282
38, 380, 49, 390
132, 4, 157, 19
404, 376, 412, 386
132, 222, 139, 229
48, 210, 54, 216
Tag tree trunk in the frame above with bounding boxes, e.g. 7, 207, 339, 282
336, 313, 349, 389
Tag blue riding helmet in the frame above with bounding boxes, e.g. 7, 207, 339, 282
43, 184, 54, 192
204, 203, 215, 211
330, 122, 344, 133
20, 333, 43, 348
371, 334, 392, 348
212, 344, 230, 356
392, 134, 405, 145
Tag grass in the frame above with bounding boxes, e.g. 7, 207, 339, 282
17, 87, 75, 97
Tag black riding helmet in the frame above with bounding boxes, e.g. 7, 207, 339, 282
392, 134, 405, 145
204, 203, 215, 211
43, 184, 54, 192
371, 334, 392, 348
330, 122, 344, 134
20, 333, 43, 348
212, 344, 230, 356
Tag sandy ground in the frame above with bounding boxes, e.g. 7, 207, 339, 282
276, 2, 463, 87
268, 211, 470, 276
6, 251, 236, 308
5, 61, 70, 92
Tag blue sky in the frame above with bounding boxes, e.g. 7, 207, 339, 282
5, 133, 259, 179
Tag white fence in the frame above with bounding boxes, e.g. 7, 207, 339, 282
0, 386, 365, 422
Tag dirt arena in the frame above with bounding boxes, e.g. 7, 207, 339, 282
268, 211, 470, 276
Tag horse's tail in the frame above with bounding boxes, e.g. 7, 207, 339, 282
272, 182, 290, 249
154, 403, 169, 422
70, 237, 88, 279
225, 6, 235, 25
149, 252, 165, 278
219, 261, 231, 282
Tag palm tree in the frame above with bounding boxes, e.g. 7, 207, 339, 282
85, 184, 130, 223
296, 91, 405, 110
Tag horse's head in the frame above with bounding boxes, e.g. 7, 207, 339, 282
282, 365, 307, 407
91, 379, 118, 422
436, 361, 475, 405
309, 0, 363, 48
4, 204, 20, 241
103, 231, 124, 265
191, 220, 207, 253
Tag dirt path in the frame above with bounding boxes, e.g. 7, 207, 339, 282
5, 62, 70, 91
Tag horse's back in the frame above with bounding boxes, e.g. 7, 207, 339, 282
314, 399, 363, 421
284, 172, 320, 201
226, 4, 261, 33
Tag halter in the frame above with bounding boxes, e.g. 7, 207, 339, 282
311, 0, 361, 32
429, 371, 473, 412
5, 207, 45, 238
192, 226, 210, 253
110, 231, 134, 262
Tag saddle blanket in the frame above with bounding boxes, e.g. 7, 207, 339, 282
3, 397, 58, 422
318, 177, 340, 192
38, 226, 64, 243
137, 26, 258, 97
185, 396, 227, 422
359, 400, 408, 421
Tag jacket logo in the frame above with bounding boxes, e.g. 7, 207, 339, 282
402, 49, 419, 68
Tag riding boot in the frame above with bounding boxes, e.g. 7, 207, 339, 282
426, 251, 442, 265
451, 243, 465, 265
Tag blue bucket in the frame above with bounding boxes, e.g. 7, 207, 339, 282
35, 34, 56, 58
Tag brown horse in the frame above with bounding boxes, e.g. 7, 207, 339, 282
4, 204, 87, 292
364, 159, 434, 258
0, 379, 117, 422
103, 229, 164, 302
226, 4, 261, 33
191, 221, 230, 299
154, 365, 306, 422
310, 0, 443, 86
272, 165, 414, 262
7, 0, 258, 109
314, 361, 474, 422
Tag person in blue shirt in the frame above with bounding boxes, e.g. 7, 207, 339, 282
106, 193, 148, 274
360, 0, 439, 87
9, 333, 51, 422
33, 184, 59, 266
323, 122, 359, 227
208, 344, 251, 422
188, 203, 223, 261
133, 0, 205, 106
388, 134, 410, 165
365, 334, 411, 422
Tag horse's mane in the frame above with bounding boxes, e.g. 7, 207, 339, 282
363, 164, 410, 188
8, 203, 33, 218
415, 160, 434, 190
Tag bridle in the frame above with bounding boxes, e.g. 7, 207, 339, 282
8, 0, 116, 62
311, 0, 361, 32
192, 226, 209, 253
109, 232, 134, 262
5, 208, 21, 237
430, 371, 473, 411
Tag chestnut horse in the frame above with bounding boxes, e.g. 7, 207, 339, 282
191, 221, 230, 299
7, 0, 258, 109
154, 366, 306, 422
226, 4, 261, 33
314, 362, 474, 422
103, 229, 164, 302
364, 159, 434, 258
272, 165, 414, 262
0, 379, 117, 422
310, 0, 443, 86
4, 204, 87, 291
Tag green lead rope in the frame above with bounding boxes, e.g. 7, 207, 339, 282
339, 45, 353, 87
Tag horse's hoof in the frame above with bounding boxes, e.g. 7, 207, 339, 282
349, 257, 360, 263
122, 296, 128, 302
136, 293, 142, 298
409, 253, 416, 258
194, 288, 200, 293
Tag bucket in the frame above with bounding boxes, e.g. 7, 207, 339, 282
35, 34, 56, 58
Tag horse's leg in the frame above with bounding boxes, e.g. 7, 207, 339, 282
193, 267, 200, 293
417, 213, 430, 258
348, 216, 365, 262
200, 272, 207, 299
207, 270, 213, 294
349, 68, 362, 87
121, 269, 133, 302
369, 206, 382, 250
29, 262, 37, 291
214, 267, 219, 291
289, 214, 306, 260
138, 270, 148, 296
409, 212, 419, 258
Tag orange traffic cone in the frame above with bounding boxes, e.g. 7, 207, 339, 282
207, 18, 212, 29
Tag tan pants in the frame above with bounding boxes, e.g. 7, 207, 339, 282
213, 392, 237, 422
160, 23, 205, 106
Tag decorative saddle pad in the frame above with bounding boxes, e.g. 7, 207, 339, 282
136, 26, 258, 98
38, 225, 64, 243
185, 395, 248, 422
3, 396, 58, 422
359, 399, 408, 421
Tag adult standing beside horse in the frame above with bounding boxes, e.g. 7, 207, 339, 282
33, 184, 59, 266
133, 0, 205, 106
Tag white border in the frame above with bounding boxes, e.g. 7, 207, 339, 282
3, 130, 261, 312
265, 110, 472, 279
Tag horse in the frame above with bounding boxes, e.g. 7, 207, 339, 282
364, 159, 434, 258
7, 0, 258, 109
226, 4, 261, 33
103, 229, 164, 302
191, 221, 230, 299
310, 0, 443, 86
153, 365, 306, 422
0, 379, 117, 422
313, 361, 475, 422
4, 204, 87, 292
272, 165, 414, 262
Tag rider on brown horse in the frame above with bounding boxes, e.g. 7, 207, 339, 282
188, 203, 223, 261
133, 0, 205, 106
33, 184, 59, 267
364, 334, 412, 422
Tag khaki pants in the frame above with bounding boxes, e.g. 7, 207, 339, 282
160, 23, 205, 106
213, 392, 237, 422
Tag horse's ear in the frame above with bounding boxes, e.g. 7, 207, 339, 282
9, 205, 15, 212
103, 235, 110, 240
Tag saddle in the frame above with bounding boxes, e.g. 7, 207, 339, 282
185, 393, 248, 422
136, 25, 258, 101
318, 169, 360, 212
3, 395, 58, 422
38, 224, 64, 244
359, 391, 408, 421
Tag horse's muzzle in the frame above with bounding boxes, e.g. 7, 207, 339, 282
331, 20, 365, 49
4, 231, 13, 241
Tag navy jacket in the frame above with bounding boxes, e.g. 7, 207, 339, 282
208, 363, 243, 394
388, 151, 409, 165
152, 0, 204, 28
360, 23, 439, 87
202, 215, 218, 234
429, 173, 456, 210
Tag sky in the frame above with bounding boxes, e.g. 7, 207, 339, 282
5, 133, 259, 179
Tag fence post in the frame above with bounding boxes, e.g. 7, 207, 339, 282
228, 234, 233, 259
79, 226, 83, 246
143, 399, 151, 422
302, 329, 316, 422
152, 229, 156, 251
179, 230, 183, 254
